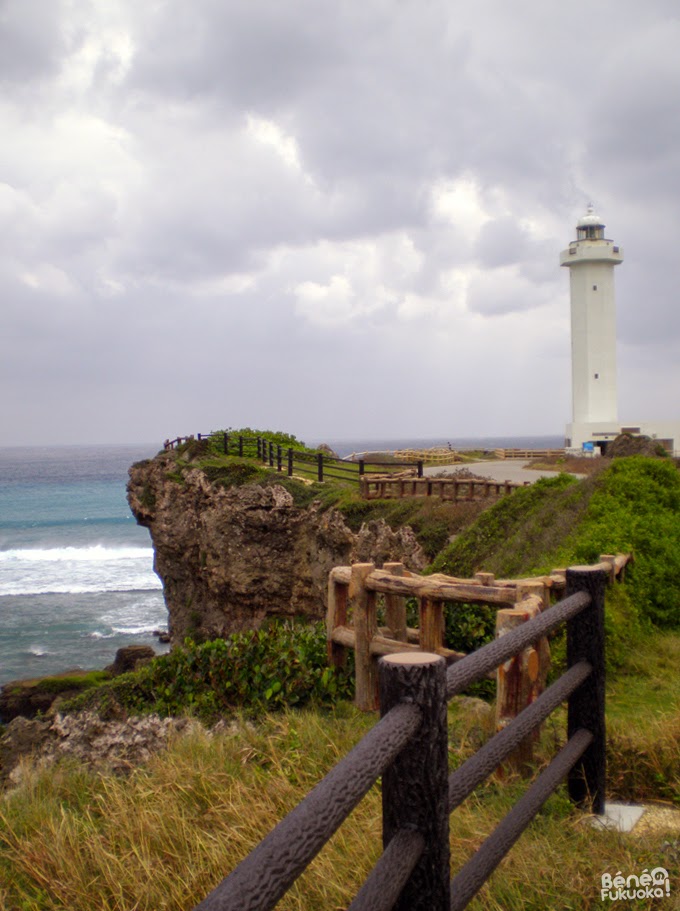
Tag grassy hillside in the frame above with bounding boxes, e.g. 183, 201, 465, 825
432, 456, 680, 631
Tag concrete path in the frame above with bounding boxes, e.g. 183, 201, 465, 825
423, 459, 582, 485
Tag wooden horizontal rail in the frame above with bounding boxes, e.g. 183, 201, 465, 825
331, 625, 466, 663
494, 448, 565, 459
364, 568, 520, 606
194, 701, 423, 911
360, 476, 521, 501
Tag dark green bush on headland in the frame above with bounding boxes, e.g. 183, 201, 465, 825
431, 457, 680, 634
554, 456, 680, 629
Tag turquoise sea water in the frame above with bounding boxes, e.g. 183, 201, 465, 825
0, 444, 169, 687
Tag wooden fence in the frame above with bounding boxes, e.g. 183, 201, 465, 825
192, 566, 608, 911
163, 432, 423, 484
326, 554, 630, 767
360, 475, 525, 501
494, 448, 565, 459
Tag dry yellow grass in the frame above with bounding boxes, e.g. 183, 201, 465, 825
1, 695, 678, 911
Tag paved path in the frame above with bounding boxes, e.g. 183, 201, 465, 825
423, 459, 582, 484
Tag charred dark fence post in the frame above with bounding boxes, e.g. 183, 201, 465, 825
566, 565, 607, 814
317, 452, 324, 482
257, 437, 262, 460
379, 653, 450, 911
277, 445, 282, 472
287, 449, 293, 477
359, 458, 365, 476
417, 460, 423, 478
238, 435, 244, 457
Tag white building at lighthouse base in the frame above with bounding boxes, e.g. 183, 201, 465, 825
566, 420, 680, 455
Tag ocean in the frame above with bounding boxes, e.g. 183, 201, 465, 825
0, 444, 169, 687
0, 434, 563, 687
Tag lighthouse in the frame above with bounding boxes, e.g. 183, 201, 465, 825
560, 207, 679, 455
561, 206, 623, 451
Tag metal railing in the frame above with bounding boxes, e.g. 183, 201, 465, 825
193, 565, 607, 911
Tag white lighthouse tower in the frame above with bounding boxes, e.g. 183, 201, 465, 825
560, 205, 623, 451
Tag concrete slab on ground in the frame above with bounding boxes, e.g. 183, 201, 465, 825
422, 460, 582, 485
589, 803, 647, 833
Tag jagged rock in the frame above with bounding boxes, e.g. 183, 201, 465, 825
105, 645, 157, 676
0, 711, 197, 788
607, 433, 668, 458
317, 442, 340, 459
127, 454, 426, 644
354, 520, 425, 569
0, 716, 53, 785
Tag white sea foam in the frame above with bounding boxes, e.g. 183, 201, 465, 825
111, 624, 162, 635
0, 545, 162, 596
0, 545, 153, 563
27, 645, 51, 657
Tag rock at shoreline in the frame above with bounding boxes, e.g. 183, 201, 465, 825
0, 669, 104, 724
105, 645, 156, 676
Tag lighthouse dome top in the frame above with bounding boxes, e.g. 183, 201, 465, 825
575, 204, 606, 241
577, 204, 604, 228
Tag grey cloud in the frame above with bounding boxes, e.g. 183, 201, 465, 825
0, 0, 66, 84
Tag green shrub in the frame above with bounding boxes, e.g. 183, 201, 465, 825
548, 457, 680, 629
429, 474, 581, 578
202, 460, 265, 487
64, 622, 354, 723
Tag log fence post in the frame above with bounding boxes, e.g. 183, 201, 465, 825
566, 565, 607, 813
327, 574, 348, 668
495, 581, 548, 771
383, 562, 407, 642
379, 653, 450, 911
351, 563, 378, 711
418, 597, 443, 652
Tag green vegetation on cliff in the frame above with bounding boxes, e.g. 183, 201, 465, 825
432, 457, 680, 631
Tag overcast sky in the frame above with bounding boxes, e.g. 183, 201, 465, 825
1, 0, 679, 447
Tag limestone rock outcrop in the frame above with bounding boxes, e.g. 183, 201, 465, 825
0, 712, 195, 788
127, 453, 426, 644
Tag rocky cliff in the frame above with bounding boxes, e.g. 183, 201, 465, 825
127, 453, 425, 644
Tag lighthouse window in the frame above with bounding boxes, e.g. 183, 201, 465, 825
592, 284, 598, 290
594, 373, 599, 379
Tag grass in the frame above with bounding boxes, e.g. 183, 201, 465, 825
1, 648, 678, 911
605, 633, 680, 804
